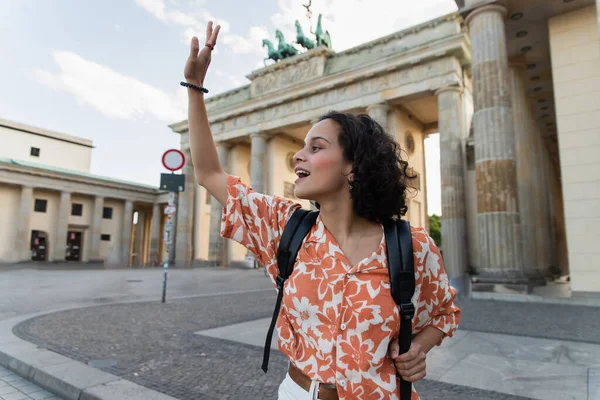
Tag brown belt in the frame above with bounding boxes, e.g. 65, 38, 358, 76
288, 363, 339, 400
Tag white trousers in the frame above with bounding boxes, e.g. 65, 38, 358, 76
278, 372, 323, 400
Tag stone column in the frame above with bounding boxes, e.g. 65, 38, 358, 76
541, 146, 557, 272
54, 191, 71, 262
366, 103, 390, 133
15, 185, 33, 261
121, 200, 133, 267
509, 63, 549, 281
150, 203, 161, 265
175, 149, 195, 267
208, 142, 230, 266
436, 86, 469, 292
133, 210, 145, 267
89, 196, 103, 262
465, 4, 525, 283
250, 132, 267, 194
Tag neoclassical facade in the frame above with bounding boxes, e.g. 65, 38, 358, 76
170, 0, 600, 294
0, 119, 170, 267
2, 0, 598, 295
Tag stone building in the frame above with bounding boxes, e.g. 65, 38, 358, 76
1, 0, 598, 296
0, 118, 169, 267
170, 0, 600, 294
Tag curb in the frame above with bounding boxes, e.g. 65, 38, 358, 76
0, 313, 178, 400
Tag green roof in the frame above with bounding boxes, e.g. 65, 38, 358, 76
0, 157, 159, 191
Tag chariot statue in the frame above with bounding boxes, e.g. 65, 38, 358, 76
262, 11, 332, 66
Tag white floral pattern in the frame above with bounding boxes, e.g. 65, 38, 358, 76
220, 175, 461, 399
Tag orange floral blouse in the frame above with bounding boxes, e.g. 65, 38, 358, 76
220, 175, 461, 399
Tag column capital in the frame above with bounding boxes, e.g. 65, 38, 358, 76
249, 131, 269, 140
366, 103, 390, 113
215, 141, 232, 150
435, 85, 464, 96
464, 3, 507, 27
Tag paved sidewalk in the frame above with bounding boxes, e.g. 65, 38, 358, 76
0, 366, 61, 400
1, 267, 599, 399
197, 319, 600, 400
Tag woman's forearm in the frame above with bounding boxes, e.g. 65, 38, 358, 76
187, 89, 223, 185
412, 326, 446, 354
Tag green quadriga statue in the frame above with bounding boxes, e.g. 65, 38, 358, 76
262, 13, 332, 65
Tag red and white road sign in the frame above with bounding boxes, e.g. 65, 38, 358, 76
162, 149, 186, 172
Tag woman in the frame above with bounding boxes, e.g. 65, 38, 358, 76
184, 22, 460, 400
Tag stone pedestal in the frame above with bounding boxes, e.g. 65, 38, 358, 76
465, 4, 525, 284
54, 191, 71, 262
175, 150, 195, 267
436, 86, 469, 292
122, 200, 133, 267
208, 143, 230, 266
250, 132, 267, 194
15, 186, 33, 262
90, 196, 103, 262
366, 103, 390, 134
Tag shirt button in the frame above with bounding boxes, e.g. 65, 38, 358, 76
340, 323, 347, 330
339, 380, 346, 387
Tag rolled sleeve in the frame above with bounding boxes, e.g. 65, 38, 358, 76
412, 228, 461, 344
220, 175, 300, 273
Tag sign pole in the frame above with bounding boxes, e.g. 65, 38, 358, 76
161, 191, 176, 303
159, 149, 186, 304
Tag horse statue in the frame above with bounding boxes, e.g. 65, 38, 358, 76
294, 20, 315, 50
262, 39, 282, 66
275, 29, 298, 58
315, 14, 332, 49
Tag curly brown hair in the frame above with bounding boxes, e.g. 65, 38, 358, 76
316, 111, 416, 223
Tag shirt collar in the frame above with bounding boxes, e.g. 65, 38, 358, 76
305, 213, 327, 244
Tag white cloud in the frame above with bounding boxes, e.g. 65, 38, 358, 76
221, 26, 270, 56
134, 0, 232, 45
34, 50, 186, 123
228, 75, 244, 86
270, 0, 457, 52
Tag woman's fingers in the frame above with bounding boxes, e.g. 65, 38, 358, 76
208, 24, 221, 47
399, 360, 426, 380
189, 36, 199, 60
206, 21, 213, 43
395, 356, 421, 372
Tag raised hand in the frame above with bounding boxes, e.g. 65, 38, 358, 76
184, 21, 221, 86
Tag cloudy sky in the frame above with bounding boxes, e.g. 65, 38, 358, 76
0, 0, 458, 215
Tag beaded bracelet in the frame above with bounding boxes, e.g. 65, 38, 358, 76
180, 81, 209, 93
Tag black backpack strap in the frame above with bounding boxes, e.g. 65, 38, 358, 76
384, 218, 415, 399
261, 208, 319, 373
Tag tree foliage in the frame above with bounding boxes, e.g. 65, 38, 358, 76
429, 214, 441, 247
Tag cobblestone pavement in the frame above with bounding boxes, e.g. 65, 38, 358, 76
456, 297, 600, 344
5, 267, 597, 400
0, 366, 62, 400
12, 288, 538, 400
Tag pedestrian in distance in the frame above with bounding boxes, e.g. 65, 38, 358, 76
183, 21, 461, 400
